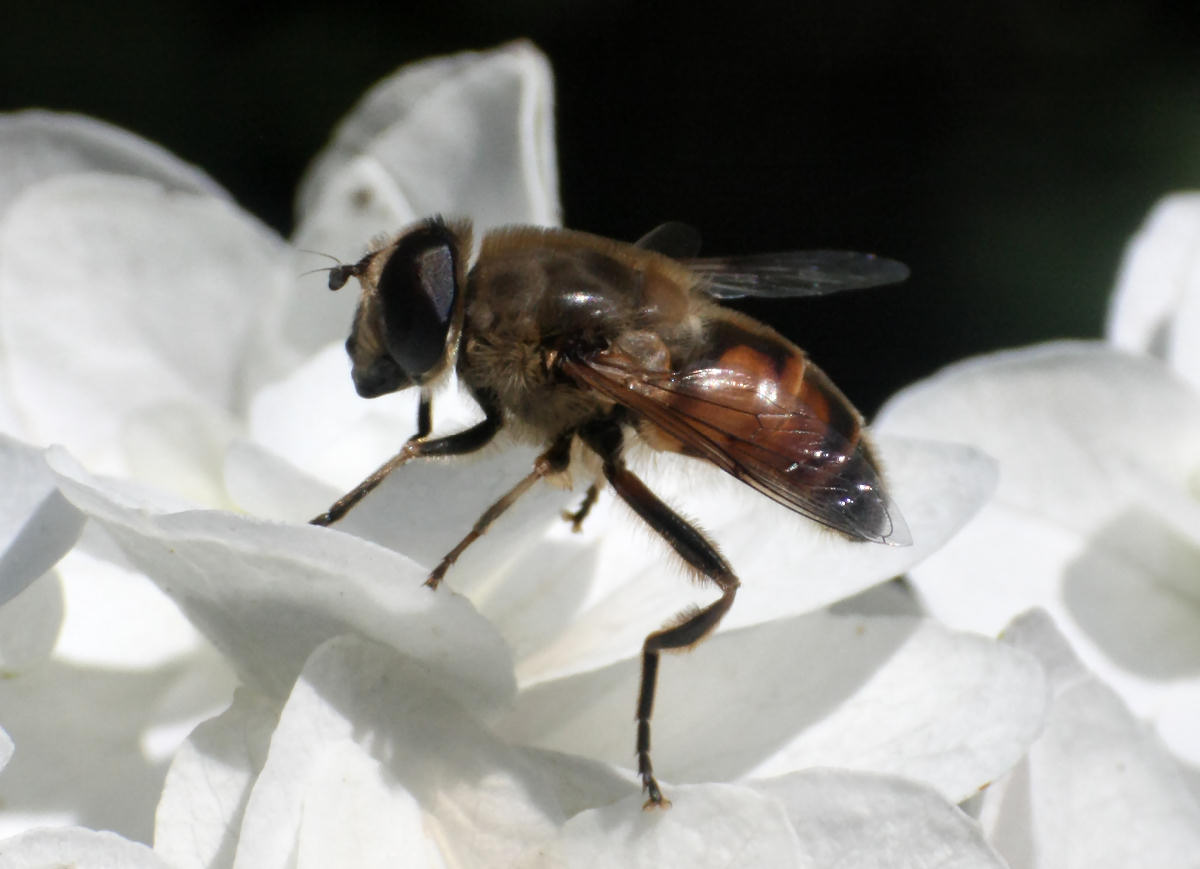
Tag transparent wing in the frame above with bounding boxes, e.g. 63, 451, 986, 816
633, 222, 909, 298
634, 221, 703, 258
685, 250, 911, 299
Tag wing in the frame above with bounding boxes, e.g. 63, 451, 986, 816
635, 222, 703, 258
561, 325, 910, 545
685, 250, 910, 299
632, 222, 909, 299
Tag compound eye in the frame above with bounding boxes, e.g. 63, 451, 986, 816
377, 221, 459, 379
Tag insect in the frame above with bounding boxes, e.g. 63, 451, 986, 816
311, 217, 911, 807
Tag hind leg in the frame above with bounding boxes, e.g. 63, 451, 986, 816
581, 417, 739, 808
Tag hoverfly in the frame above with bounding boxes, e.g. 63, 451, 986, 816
311, 217, 911, 807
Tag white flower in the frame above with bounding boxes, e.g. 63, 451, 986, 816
0, 41, 557, 848
874, 195, 1200, 862
977, 610, 1200, 868
0, 42, 1034, 866
1108, 192, 1200, 387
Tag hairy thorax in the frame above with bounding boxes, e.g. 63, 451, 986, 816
457, 227, 707, 440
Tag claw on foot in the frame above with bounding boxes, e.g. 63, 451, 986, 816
641, 777, 671, 810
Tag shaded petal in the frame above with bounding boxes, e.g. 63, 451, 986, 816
514, 436, 996, 684
296, 40, 558, 256
288, 41, 560, 358
0, 111, 236, 443
0, 110, 228, 212
512, 747, 638, 818
122, 402, 240, 510
877, 342, 1200, 534
1108, 193, 1200, 388
1, 513, 236, 842
757, 769, 1006, 868
0, 435, 83, 608
0, 571, 64, 671
876, 342, 1200, 764
618, 434, 995, 629
0, 174, 288, 480
242, 343, 492, 505
556, 784, 803, 868
0, 827, 172, 868
52, 540, 210, 671
243, 342, 576, 596
47, 447, 515, 714
233, 636, 561, 869
242, 338, 999, 683
980, 611, 1200, 868
0, 647, 232, 843
246, 342, 998, 686
497, 612, 1046, 803
244, 342, 485, 495
154, 689, 279, 869
222, 438, 337, 522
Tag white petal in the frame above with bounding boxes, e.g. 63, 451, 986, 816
247, 347, 994, 694
234, 636, 559, 869
0, 827, 172, 869
154, 689, 279, 869
0, 174, 288, 479
1108, 193, 1200, 387
245, 341, 486, 495
513, 747, 639, 817
498, 612, 1046, 803
980, 611, 1200, 868
296, 41, 558, 255
48, 447, 515, 713
0, 648, 230, 843
0, 570, 64, 671
877, 342, 1200, 533
245, 341, 429, 492
516, 436, 996, 685
0, 110, 228, 212
292, 742, 442, 869
0, 728, 11, 774
53, 542, 211, 671
289, 42, 560, 358
245, 343, 570, 582
0, 435, 84, 607
624, 434, 995, 630
757, 769, 1006, 868
876, 342, 1200, 763
122, 402, 240, 510
221, 438, 337, 522
1167, 272, 1200, 391
556, 784, 803, 869
251, 417, 996, 691
0, 507, 235, 842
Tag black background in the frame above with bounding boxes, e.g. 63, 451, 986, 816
3, 1, 1198, 414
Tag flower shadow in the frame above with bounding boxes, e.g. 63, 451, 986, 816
1063, 508, 1200, 680
495, 608, 922, 786
0, 654, 230, 843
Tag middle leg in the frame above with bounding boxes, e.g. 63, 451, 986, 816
425, 431, 574, 589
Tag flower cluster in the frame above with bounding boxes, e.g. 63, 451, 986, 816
0, 42, 1197, 867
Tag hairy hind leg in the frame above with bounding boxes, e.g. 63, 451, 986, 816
581, 417, 739, 809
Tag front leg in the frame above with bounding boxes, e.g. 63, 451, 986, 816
311, 388, 503, 526
580, 416, 740, 809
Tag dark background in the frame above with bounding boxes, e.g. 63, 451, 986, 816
3, 1, 1198, 414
